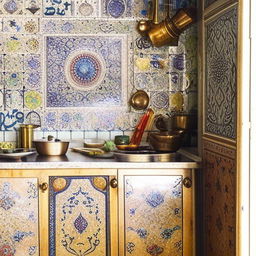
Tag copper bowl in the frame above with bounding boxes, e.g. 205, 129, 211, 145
33, 140, 69, 156
148, 131, 184, 152
130, 90, 149, 110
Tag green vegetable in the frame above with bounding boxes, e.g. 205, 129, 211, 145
103, 141, 116, 152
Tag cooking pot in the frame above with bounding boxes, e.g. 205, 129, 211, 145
33, 139, 69, 156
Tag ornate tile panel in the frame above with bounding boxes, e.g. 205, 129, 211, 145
124, 175, 183, 256
0, 178, 39, 256
45, 35, 127, 108
205, 6, 237, 139
49, 176, 110, 256
203, 140, 236, 256
0, 0, 198, 132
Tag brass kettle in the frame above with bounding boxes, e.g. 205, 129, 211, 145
137, 0, 196, 47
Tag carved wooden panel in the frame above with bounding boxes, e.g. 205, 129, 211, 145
203, 140, 236, 256
204, 6, 238, 139
204, 0, 219, 8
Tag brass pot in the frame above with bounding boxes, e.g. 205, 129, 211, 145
172, 114, 190, 130
148, 131, 183, 152
34, 140, 69, 156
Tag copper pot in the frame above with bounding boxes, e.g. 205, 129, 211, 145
34, 140, 69, 156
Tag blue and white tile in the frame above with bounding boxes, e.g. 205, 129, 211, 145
75, 0, 99, 17
43, 0, 73, 17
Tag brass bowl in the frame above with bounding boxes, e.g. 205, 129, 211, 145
148, 131, 184, 152
33, 140, 69, 156
130, 90, 149, 110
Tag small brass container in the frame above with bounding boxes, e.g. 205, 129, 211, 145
20, 124, 39, 149
34, 140, 69, 156
172, 114, 190, 130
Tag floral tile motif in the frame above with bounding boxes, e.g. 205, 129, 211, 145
205, 6, 237, 139
102, 0, 132, 18
0, 0, 24, 15
49, 176, 110, 256
124, 175, 183, 256
151, 91, 169, 110
0, 178, 39, 256
45, 35, 127, 108
203, 140, 236, 256
75, 0, 99, 17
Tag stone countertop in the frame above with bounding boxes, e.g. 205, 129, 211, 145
0, 149, 201, 170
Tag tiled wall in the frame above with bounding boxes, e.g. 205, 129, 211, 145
0, 0, 197, 142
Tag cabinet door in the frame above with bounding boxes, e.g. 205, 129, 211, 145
47, 169, 118, 256
0, 172, 40, 256
118, 169, 193, 256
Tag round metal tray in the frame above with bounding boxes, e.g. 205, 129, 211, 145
113, 150, 178, 162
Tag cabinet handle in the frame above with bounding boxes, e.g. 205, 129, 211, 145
39, 182, 48, 192
110, 178, 118, 188
183, 177, 192, 188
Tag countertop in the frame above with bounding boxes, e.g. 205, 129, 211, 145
0, 149, 201, 170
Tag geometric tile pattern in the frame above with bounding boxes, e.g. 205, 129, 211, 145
0, 178, 39, 256
124, 175, 183, 256
49, 176, 110, 256
205, 6, 238, 139
203, 139, 236, 256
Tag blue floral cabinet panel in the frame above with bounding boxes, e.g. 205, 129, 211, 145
123, 175, 184, 256
49, 176, 110, 256
0, 178, 39, 256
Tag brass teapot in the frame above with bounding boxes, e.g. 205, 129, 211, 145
137, 0, 196, 47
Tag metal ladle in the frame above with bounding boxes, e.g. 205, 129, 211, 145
129, 90, 149, 110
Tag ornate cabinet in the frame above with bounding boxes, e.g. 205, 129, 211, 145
0, 168, 194, 256
118, 169, 194, 256
0, 177, 39, 256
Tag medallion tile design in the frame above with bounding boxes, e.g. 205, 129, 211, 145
46, 35, 127, 108
124, 176, 183, 256
205, 7, 237, 139
203, 139, 236, 256
0, 178, 39, 256
49, 176, 110, 256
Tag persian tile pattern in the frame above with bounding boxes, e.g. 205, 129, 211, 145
124, 176, 183, 256
0, 0, 198, 131
46, 35, 126, 108
49, 176, 110, 256
0, 178, 39, 256
203, 139, 236, 256
205, 7, 237, 139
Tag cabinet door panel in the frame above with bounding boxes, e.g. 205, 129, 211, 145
0, 178, 39, 256
119, 169, 193, 256
49, 176, 110, 256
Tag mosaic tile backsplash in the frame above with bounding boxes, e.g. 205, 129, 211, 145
0, 0, 197, 139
